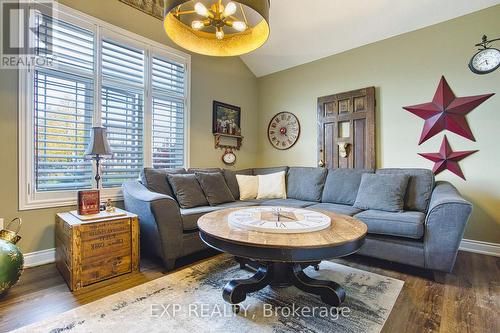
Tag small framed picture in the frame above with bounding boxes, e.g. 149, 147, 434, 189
213, 101, 241, 135
77, 190, 100, 215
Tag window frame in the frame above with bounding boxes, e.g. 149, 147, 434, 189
19, 2, 191, 210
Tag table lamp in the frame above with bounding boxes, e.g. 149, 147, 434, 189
85, 127, 113, 189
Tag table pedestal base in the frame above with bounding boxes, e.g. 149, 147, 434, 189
223, 262, 345, 307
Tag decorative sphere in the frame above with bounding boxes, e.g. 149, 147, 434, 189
0, 240, 24, 295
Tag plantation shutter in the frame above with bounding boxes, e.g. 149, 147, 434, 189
101, 38, 145, 188
151, 55, 186, 169
33, 15, 95, 191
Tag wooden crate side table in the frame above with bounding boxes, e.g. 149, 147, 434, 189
55, 209, 139, 291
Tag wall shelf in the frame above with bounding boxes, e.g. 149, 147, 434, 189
214, 133, 244, 150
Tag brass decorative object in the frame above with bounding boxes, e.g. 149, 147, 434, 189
105, 199, 116, 213
163, 0, 270, 56
338, 142, 350, 158
0, 218, 24, 296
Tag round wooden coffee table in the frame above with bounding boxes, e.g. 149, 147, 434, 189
198, 207, 367, 308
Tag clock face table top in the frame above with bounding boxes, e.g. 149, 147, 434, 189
197, 206, 367, 308
198, 206, 367, 253
227, 207, 332, 234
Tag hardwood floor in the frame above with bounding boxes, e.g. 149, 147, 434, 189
0, 250, 498, 332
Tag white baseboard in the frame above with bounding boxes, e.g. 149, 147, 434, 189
23, 248, 56, 268
460, 239, 500, 257
20, 239, 500, 268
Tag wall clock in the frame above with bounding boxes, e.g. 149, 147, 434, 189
469, 35, 500, 75
267, 112, 300, 150
222, 148, 236, 166
227, 207, 331, 234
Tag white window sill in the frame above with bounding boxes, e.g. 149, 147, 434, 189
19, 188, 123, 211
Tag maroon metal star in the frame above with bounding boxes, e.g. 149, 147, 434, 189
403, 76, 494, 144
418, 135, 478, 180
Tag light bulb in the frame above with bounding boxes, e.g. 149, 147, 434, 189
216, 28, 224, 40
232, 21, 247, 32
194, 2, 209, 17
191, 20, 204, 30
223, 2, 237, 17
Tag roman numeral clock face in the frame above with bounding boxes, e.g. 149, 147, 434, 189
228, 207, 331, 234
268, 112, 300, 150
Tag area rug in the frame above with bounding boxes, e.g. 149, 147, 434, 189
11, 256, 404, 333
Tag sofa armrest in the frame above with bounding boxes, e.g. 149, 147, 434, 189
123, 181, 183, 267
424, 181, 472, 272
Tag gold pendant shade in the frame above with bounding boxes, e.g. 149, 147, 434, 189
164, 0, 270, 56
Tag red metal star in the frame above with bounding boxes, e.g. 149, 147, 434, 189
403, 76, 494, 144
418, 136, 478, 180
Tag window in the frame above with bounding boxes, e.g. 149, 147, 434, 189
19, 3, 190, 210
101, 38, 145, 188
151, 56, 186, 169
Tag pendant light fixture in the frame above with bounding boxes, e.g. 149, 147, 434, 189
164, 0, 270, 56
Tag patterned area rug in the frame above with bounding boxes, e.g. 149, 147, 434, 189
11, 256, 403, 333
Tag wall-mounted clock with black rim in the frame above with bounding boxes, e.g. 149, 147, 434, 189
469, 47, 500, 74
469, 35, 500, 75
267, 112, 301, 150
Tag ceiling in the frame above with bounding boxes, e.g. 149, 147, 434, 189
240, 0, 500, 77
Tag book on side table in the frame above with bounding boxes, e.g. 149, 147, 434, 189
56, 208, 140, 291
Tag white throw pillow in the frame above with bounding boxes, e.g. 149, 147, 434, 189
256, 171, 287, 200
236, 174, 259, 200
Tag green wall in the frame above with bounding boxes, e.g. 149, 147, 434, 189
0, 0, 259, 253
257, 5, 500, 243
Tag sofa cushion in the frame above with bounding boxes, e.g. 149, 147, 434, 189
180, 201, 262, 231
256, 171, 287, 200
287, 167, 327, 202
195, 172, 235, 206
140, 167, 186, 197
167, 174, 208, 209
223, 169, 253, 199
236, 174, 259, 200
322, 168, 374, 205
253, 166, 288, 175
354, 210, 425, 239
376, 168, 435, 213
354, 173, 410, 212
308, 203, 363, 216
260, 198, 317, 208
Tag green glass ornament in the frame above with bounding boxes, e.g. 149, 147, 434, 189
0, 218, 24, 296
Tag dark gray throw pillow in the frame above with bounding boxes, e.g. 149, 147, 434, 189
167, 174, 208, 209
354, 174, 410, 212
195, 172, 235, 206
140, 168, 186, 197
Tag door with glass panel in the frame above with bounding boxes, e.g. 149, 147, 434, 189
317, 87, 376, 169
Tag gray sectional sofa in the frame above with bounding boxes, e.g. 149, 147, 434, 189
123, 166, 472, 277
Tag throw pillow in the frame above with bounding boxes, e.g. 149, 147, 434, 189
236, 174, 259, 200
354, 173, 410, 212
140, 167, 186, 198
256, 171, 287, 200
167, 174, 208, 209
195, 172, 235, 206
